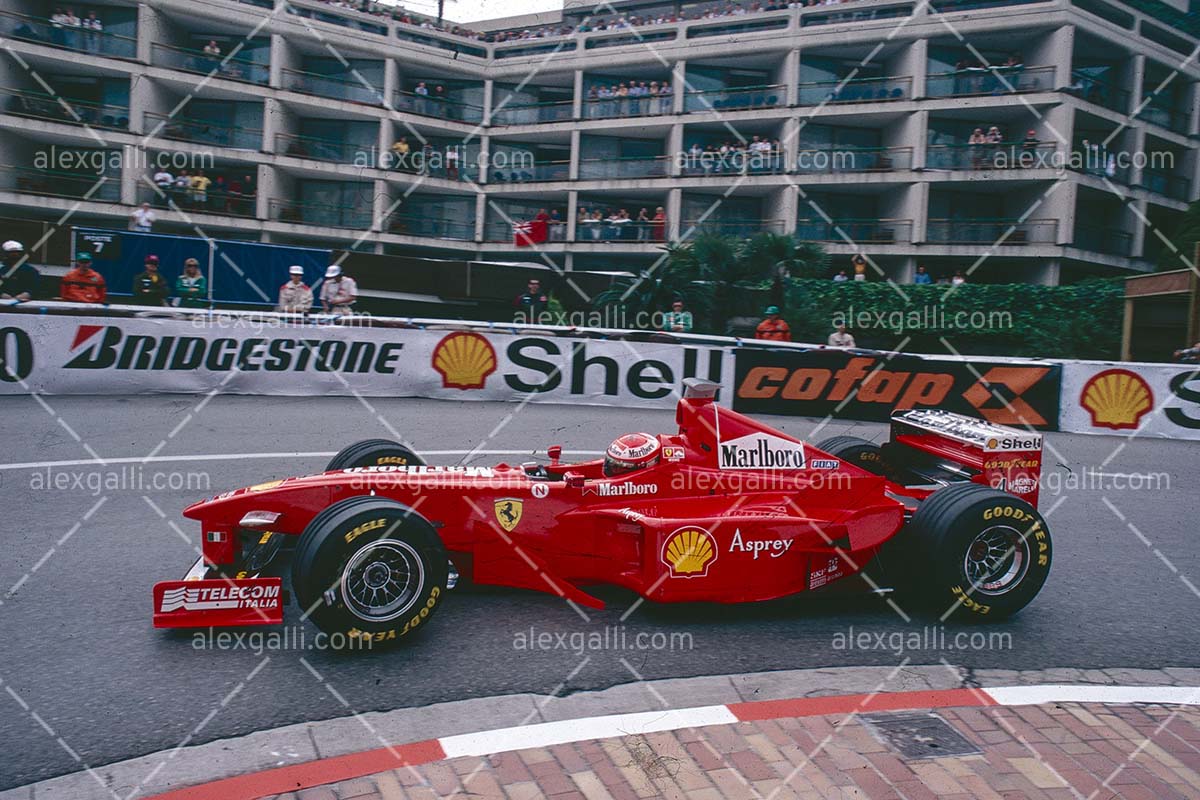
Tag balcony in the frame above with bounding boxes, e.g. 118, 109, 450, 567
679, 150, 786, 176
490, 160, 569, 183
925, 65, 1055, 98
2, 164, 121, 202
1135, 96, 1191, 136
283, 69, 385, 106
578, 156, 670, 180
680, 219, 788, 238
490, 100, 574, 126
146, 112, 262, 150
150, 43, 270, 86
386, 212, 475, 241
276, 133, 368, 165
270, 199, 372, 230
925, 141, 1058, 170
582, 94, 673, 121
797, 76, 911, 106
574, 218, 666, 242
795, 218, 913, 243
1141, 169, 1191, 202
393, 90, 485, 123
2, 87, 129, 130
1065, 71, 1130, 114
925, 218, 1057, 244
683, 84, 785, 114
0, 10, 137, 59
1074, 222, 1132, 256
794, 146, 913, 173
137, 182, 258, 218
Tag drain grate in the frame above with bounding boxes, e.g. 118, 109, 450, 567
862, 712, 981, 760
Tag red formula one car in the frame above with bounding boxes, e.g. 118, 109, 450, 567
154, 381, 1052, 643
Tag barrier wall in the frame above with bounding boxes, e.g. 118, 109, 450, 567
1059, 362, 1200, 439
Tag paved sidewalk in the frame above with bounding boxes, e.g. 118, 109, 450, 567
267, 700, 1200, 800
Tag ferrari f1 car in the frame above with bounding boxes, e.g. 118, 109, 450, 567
154, 380, 1051, 643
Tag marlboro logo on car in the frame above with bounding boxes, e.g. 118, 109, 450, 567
718, 430, 806, 470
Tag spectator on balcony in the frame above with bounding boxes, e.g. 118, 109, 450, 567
652, 207, 666, 241
82, 11, 101, 52
515, 278, 550, 320
190, 170, 211, 207
129, 202, 156, 233
229, 174, 252, 216
132, 255, 170, 306
913, 264, 933, 285
1021, 129, 1039, 166
433, 84, 448, 118
635, 208, 651, 240
413, 81, 429, 115
203, 40, 221, 73
61, 252, 105, 304
175, 258, 207, 308
755, 306, 791, 342
445, 145, 460, 180
1, 241, 40, 302
390, 137, 411, 171
152, 167, 174, 199
951, 270, 967, 286
1173, 342, 1200, 364
658, 82, 672, 113
828, 323, 856, 348
548, 209, 563, 241
662, 299, 693, 333
62, 9, 81, 48
212, 175, 229, 212
173, 169, 191, 206
967, 127, 987, 169
832, 269, 849, 283
278, 265, 313, 313
852, 254, 868, 282
320, 264, 357, 315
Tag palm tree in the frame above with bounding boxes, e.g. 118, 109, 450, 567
592, 243, 710, 329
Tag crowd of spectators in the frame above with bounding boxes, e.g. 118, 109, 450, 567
575, 207, 666, 241
585, 81, 673, 117
681, 138, 785, 174
46, 8, 104, 50
147, 169, 257, 216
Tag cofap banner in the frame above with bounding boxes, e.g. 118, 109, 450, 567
1059, 361, 1200, 440
0, 312, 731, 409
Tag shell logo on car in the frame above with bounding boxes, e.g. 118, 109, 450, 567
661, 526, 717, 578
1079, 368, 1153, 430
432, 331, 497, 390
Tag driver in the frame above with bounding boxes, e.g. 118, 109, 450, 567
603, 433, 662, 477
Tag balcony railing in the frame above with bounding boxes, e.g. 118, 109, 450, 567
794, 146, 913, 173
393, 90, 485, 123
2, 164, 121, 202
1065, 71, 1130, 114
483, 220, 568, 243
925, 218, 1057, 244
582, 94, 674, 120
683, 84, 785, 113
0, 10, 137, 59
283, 68, 385, 106
925, 65, 1055, 98
386, 213, 475, 240
795, 218, 913, 243
270, 199, 372, 230
1134, 96, 1191, 135
1074, 222, 1132, 256
490, 160, 570, 183
574, 218, 666, 242
1141, 169, 1191, 201
1069, 144, 1131, 184
679, 150, 787, 176
138, 182, 259, 218
925, 141, 1058, 170
578, 156, 669, 179
145, 112, 263, 150
797, 75, 911, 106
150, 43, 270, 86
490, 99, 574, 126
276, 133, 370, 165
680, 219, 788, 238
385, 149, 479, 181
2, 87, 129, 130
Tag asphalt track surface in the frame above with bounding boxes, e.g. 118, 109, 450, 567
0, 395, 1197, 789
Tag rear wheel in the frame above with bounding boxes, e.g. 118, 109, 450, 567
904, 483, 1052, 619
326, 439, 425, 471
815, 435, 885, 475
292, 498, 448, 644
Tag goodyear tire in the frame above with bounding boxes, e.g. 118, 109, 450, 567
325, 439, 425, 471
292, 498, 448, 645
815, 435, 885, 475
905, 483, 1051, 620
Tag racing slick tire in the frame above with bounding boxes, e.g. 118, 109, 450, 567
292, 497, 448, 645
325, 439, 425, 471
815, 435, 885, 475
904, 483, 1052, 620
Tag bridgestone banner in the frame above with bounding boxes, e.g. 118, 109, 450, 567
0, 310, 731, 409
1058, 361, 1200, 439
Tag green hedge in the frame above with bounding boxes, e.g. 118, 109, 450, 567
780, 278, 1125, 360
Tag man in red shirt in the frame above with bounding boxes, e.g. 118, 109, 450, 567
755, 305, 791, 342
60, 252, 107, 304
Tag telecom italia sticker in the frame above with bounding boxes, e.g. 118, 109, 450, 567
718, 430, 806, 470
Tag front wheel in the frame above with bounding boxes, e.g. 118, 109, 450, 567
291, 498, 448, 644
904, 483, 1052, 620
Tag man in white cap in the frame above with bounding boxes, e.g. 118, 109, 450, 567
277, 265, 313, 314
319, 264, 356, 315
1, 241, 40, 302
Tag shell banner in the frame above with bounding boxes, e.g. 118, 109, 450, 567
1058, 362, 1200, 439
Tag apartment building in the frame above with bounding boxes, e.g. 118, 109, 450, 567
0, 0, 1197, 283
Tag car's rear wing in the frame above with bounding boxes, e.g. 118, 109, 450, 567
887, 409, 1043, 506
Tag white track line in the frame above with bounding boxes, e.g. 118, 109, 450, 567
986, 685, 1200, 707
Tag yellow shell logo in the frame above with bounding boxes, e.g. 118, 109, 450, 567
662, 527, 717, 578
1080, 369, 1153, 431
432, 332, 497, 390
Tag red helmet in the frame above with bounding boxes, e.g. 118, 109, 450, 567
603, 432, 661, 477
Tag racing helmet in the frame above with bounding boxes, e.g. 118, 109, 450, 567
603, 432, 662, 477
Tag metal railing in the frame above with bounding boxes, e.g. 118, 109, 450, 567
269, 199, 372, 230
795, 218, 913, 243
1141, 170, 1191, 201
582, 93, 674, 120
679, 150, 787, 176
276, 133, 370, 165
679, 219, 788, 238
797, 75, 911, 106
793, 146, 912, 173
1065, 71, 1130, 114
1, 87, 129, 130
683, 84, 786, 113
0, 10, 137, 59
385, 213, 475, 240
1134, 97, 1191, 135
137, 182, 259, 218
489, 99, 574, 125
282, 68, 386, 106
489, 161, 570, 183
925, 218, 1058, 244
1073, 222, 1132, 256
925, 65, 1055, 98
150, 43, 270, 86
483, 220, 568, 243
393, 90, 485, 123
145, 112, 263, 150
925, 141, 1057, 170
573, 219, 665, 242
578, 156, 669, 179
2, 164, 121, 202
